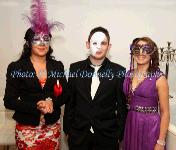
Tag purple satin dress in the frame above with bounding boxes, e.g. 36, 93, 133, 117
122, 70, 166, 150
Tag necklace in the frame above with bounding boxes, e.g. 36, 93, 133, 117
131, 73, 146, 90
127, 69, 148, 103
130, 70, 148, 95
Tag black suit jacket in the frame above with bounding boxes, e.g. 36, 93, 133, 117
3, 58, 68, 125
63, 57, 127, 143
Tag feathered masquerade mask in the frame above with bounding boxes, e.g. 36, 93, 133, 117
24, 0, 64, 35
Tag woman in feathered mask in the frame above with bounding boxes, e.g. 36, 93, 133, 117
3, 0, 67, 149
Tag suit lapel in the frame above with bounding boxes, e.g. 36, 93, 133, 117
43, 59, 55, 90
25, 58, 43, 91
80, 72, 92, 102
93, 75, 106, 101
77, 64, 93, 102
92, 64, 109, 101
27, 58, 54, 91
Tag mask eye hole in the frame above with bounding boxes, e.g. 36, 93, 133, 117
133, 50, 140, 55
33, 35, 40, 41
43, 35, 50, 41
131, 45, 140, 54
142, 46, 153, 54
93, 42, 97, 45
101, 41, 108, 45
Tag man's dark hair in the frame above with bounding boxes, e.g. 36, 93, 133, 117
88, 26, 110, 43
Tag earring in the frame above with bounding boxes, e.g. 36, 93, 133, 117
150, 59, 153, 66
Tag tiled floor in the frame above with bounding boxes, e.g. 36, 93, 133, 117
0, 145, 16, 150
0, 99, 69, 150
0, 102, 69, 150
0, 118, 69, 150
0, 134, 68, 150
0, 133, 69, 150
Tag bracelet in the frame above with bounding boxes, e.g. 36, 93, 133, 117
157, 139, 166, 146
46, 97, 52, 101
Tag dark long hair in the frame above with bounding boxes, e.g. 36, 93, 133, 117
19, 28, 55, 61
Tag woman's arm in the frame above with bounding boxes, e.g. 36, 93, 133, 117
3, 62, 40, 115
156, 75, 170, 147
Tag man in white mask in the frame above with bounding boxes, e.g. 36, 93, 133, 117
64, 27, 127, 150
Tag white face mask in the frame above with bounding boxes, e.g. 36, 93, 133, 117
89, 32, 106, 56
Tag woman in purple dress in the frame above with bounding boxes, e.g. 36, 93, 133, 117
122, 37, 170, 150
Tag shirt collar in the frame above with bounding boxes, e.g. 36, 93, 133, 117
85, 57, 109, 69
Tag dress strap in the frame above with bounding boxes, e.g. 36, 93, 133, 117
147, 69, 165, 80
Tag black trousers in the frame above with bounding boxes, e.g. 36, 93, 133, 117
68, 130, 119, 150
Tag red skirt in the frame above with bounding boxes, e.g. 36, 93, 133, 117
15, 119, 61, 150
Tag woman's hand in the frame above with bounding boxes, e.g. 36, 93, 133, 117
65, 134, 69, 141
45, 99, 53, 113
37, 100, 53, 114
154, 144, 165, 150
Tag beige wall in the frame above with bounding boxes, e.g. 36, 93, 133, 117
0, 0, 176, 96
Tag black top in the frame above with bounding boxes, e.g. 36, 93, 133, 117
63, 57, 127, 141
3, 58, 68, 126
